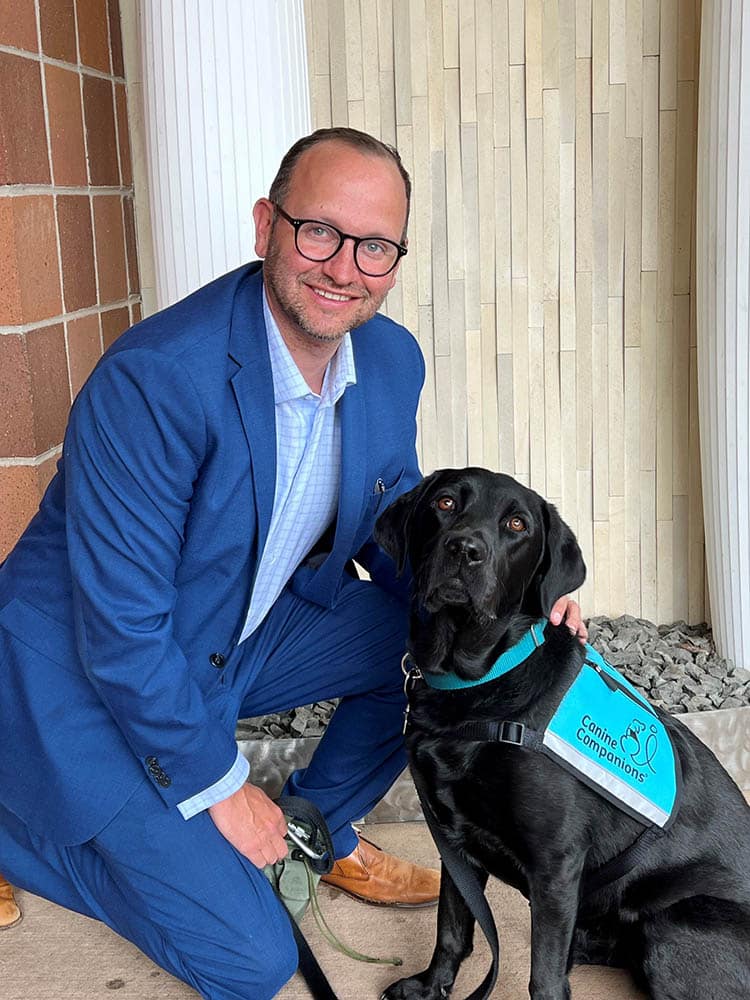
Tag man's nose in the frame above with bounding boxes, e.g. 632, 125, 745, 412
320, 237, 361, 285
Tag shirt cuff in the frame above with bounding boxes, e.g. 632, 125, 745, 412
176, 747, 250, 820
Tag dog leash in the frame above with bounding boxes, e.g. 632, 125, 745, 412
410, 767, 500, 1000
269, 797, 402, 999
268, 796, 340, 999
283, 871, 404, 1000
304, 862, 403, 967
286, 915, 340, 1000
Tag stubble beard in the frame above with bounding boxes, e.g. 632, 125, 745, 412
262, 240, 385, 345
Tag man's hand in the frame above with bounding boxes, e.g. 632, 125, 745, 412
208, 782, 288, 868
549, 595, 588, 643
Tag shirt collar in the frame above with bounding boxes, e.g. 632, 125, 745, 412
262, 286, 357, 406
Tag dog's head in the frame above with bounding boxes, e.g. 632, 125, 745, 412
375, 467, 586, 623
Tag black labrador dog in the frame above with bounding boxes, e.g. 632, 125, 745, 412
376, 468, 750, 1000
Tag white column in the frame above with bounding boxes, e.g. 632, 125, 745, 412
138, 0, 311, 308
696, 0, 750, 667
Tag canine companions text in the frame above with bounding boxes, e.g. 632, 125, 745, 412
376, 468, 750, 1000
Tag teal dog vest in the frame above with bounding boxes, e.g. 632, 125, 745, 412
413, 621, 682, 829
542, 643, 680, 828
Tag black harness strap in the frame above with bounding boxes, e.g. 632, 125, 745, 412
403, 674, 668, 999
452, 718, 543, 750
402, 717, 540, 998
581, 825, 664, 897
433, 714, 667, 901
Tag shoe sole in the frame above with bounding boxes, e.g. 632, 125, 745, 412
320, 883, 438, 908
0, 911, 23, 930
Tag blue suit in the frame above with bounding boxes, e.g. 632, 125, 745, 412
0, 264, 424, 997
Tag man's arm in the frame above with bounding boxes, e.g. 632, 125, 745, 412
65, 348, 239, 806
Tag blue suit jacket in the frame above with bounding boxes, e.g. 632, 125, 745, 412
0, 264, 424, 844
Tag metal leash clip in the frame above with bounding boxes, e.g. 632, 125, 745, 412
401, 652, 423, 734
285, 821, 329, 863
275, 796, 334, 876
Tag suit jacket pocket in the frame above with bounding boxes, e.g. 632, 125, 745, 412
367, 466, 406, 519
0, 598, 79, 672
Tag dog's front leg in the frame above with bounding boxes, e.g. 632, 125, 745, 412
382, 861, 486, 1000
527, 860, 583, 1000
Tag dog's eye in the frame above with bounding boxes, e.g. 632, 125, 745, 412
507, 515, 526, 532
436, 496, 456, 512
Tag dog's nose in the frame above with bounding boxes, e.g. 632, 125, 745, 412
443, 531, 488, 565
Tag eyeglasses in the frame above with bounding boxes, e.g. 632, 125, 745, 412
273, 203, 407, 278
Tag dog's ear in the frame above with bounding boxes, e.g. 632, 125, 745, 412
528, 501, 587, 617
374, 473, 438, 576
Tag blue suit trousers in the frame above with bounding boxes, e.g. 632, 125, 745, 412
0, 574, 410, 999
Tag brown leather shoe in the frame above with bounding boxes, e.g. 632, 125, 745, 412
321, 834, 439, 907
0, 874, 22, 930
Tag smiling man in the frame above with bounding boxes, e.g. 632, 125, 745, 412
256, 138, 408, 361
0, 127, 581, 998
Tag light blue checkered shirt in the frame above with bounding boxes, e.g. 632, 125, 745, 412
178, 288, 356, 820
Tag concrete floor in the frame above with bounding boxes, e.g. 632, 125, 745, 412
1, 821, 648, 1000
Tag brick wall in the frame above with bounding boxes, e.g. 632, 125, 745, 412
0, 0, 140, 559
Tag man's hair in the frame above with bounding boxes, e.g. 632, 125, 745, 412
268, 127, 411, 240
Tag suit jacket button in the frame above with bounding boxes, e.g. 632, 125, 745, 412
209, 652, 226, 669
157, 774, 171, 788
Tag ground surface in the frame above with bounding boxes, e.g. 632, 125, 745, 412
2, 822, 649, 1000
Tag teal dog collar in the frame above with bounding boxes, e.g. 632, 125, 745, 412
419, 619, 548, 690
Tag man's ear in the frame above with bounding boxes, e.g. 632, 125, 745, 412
528, 501, 586, 617
253, 198, 274, 258
374, 473, 437, 576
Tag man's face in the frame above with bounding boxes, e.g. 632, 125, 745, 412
253, 141, 408, 347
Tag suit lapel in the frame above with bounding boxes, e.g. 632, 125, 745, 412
334, 379, 368, 549
299, 368, 368, 606
227, 268, 276, 561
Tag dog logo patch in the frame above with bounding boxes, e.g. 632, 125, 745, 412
542, 645, 681, 829
621, 719, 659, 770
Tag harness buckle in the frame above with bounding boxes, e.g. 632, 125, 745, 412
497, 720, 526, 745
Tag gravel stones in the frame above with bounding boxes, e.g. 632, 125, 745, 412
235, 701, 338, 740
236, 617, 749, 739
587, 616, 749, 714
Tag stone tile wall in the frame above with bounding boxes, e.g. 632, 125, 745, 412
0, 0, 140, 558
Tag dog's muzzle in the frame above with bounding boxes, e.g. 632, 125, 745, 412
423, 530, 498, 615
442, 529, 490, 565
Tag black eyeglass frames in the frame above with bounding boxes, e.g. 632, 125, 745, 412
272, 203, 407, 278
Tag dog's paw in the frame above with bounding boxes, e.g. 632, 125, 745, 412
381, 975, 449, 1000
